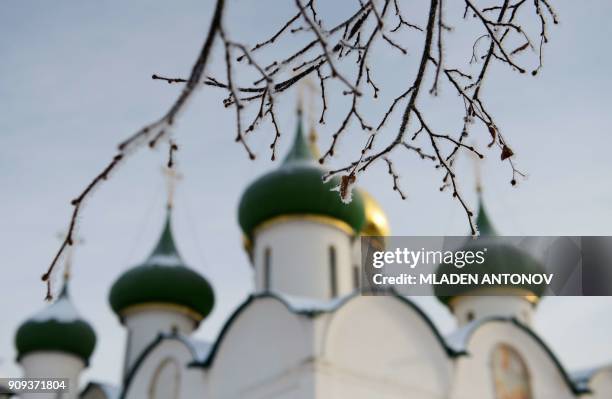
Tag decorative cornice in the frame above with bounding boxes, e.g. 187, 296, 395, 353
119, 302, 204, 324
253, 214, 355, 237
447, 287, 540, 309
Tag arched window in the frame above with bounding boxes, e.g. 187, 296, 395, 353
329, 246, 337, 297
353, 265, 360, 290
263, 247, 272, 291
149, 358, 180, 399
491, 344, 533, 399
123, 329, 133, 375
466, 310, 475, 322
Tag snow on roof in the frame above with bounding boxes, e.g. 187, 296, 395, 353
151, 332, 214, 363
184, 337, 213, 362
273, 292, 350, 314
571, 364, 612, 391
97, 384, 119, 399
31, 294, 82, 323
146, 253, 183, 266
444, 316, 591, 395
444, 318, 486, 354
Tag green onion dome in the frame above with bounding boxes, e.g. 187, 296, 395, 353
109, 211, 214, 323
238, 110, 366, 239
15, 284, 96, 364
435, 195, 546, 306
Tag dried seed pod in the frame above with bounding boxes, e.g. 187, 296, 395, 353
501, 145, 514, 161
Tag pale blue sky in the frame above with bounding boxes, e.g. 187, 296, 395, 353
1, 0, 611, 385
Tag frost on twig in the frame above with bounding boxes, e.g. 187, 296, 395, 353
45, 0, 558, 298
172, 0, 554, 236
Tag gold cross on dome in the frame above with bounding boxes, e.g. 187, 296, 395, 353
163, 165, 183, 209
298, 76, 320, 126
297, 77, 322, 157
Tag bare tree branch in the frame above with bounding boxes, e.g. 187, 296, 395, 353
42, 0, 227, 299
45, 0, 559, 296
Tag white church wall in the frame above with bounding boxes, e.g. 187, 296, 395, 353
122, 338, 205, 399
80, 386, 109, 399
122, 308, 196, 375
451, 321, 576, 399
19, 351, 84, 399
318, 296, 453, 399
208, 297, 314, 399
253, 220, 355, 299
587, 369, 612, 399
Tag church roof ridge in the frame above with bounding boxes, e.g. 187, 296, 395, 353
187, 289, 460, 370
446, 316, 590, 395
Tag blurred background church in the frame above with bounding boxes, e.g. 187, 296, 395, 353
4, 108, 611, 399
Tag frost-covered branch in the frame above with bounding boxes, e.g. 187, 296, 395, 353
42, 0, 227, 299
153, 0, 557, 234
46, 0, 559, 297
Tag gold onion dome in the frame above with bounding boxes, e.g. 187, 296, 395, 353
358, 190, 391, 237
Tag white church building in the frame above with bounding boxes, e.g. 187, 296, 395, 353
8, 110, 612, 399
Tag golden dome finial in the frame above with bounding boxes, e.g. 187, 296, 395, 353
163, 165, 183, 210
295, 77, 322, 158
308, 125, 320, 159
